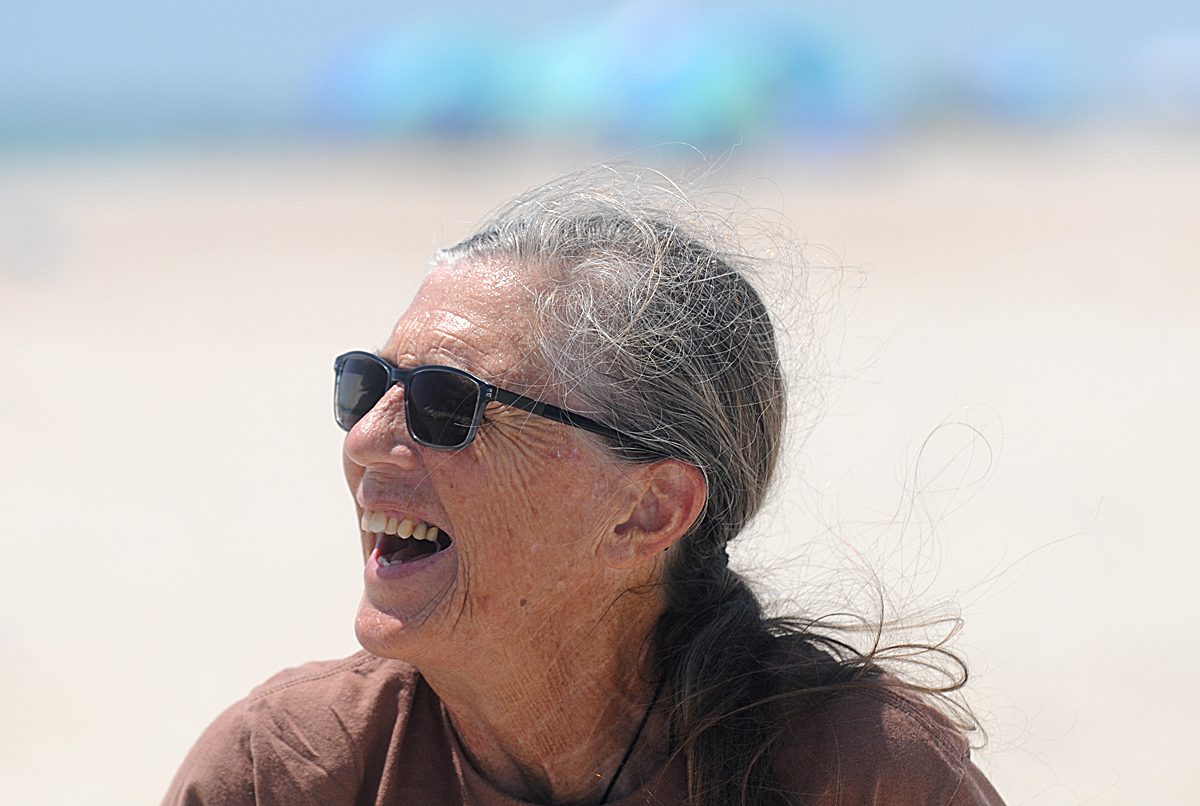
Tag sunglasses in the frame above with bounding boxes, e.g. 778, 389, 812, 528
334, 351, 639, 451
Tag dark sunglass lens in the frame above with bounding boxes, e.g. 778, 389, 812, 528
407, 369, 480, 447
335, 355, 389, 430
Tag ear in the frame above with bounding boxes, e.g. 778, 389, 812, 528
601, 459, 707, 570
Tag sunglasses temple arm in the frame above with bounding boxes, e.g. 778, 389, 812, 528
492, 388, 628, 443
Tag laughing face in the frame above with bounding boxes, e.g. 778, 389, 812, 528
342, 257, 641, 671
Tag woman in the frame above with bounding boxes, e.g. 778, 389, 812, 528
165, 170, 1004, 805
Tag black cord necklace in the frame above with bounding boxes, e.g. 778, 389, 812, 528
597, 677, 666, 804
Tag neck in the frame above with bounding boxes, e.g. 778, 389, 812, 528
422, 593, 668, 805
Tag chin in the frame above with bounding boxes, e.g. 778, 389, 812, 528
354, 594, 452, 665
355, 599, 416, 660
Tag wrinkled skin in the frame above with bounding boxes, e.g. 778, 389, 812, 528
344, 256, 644, 671
341, 256, 705, 802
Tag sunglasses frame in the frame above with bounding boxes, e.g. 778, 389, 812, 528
334, 351, 638, 451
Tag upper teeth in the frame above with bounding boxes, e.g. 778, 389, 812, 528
360, 510, 440, 542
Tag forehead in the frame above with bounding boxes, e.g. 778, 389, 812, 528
382, 256, 545, 383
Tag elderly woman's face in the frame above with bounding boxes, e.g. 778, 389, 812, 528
343, 257, 636, 667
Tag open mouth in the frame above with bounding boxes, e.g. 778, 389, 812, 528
361, 510, 454, 566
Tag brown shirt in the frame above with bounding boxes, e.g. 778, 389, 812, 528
163, 652, 1004, 805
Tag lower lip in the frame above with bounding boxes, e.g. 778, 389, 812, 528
366, 541, 456, 581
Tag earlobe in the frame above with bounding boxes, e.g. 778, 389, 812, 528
602, 460, 706, 570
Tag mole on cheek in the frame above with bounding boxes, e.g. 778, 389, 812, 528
518, 597, 527, 607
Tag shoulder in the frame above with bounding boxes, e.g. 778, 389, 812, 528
245, 650, 419, 716
162, 652, 425, 806
777, 682, 1004, 806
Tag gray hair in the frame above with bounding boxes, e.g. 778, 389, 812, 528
435, 167, 968, 805
438, 167, 801, 804
439, 168, 787, 562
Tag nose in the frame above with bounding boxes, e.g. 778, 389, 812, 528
341, 385, 422, 469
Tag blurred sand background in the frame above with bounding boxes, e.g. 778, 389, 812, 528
2, 132, 1197, 805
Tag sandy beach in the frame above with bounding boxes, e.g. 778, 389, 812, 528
2, 133, 1197, 804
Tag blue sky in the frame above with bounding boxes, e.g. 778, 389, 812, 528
5, 0, 1199, 148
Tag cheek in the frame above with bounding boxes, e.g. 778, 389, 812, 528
494, 462, 618, 554
548, 442, 582, 462
463, 430, 552, 520
440, 433, 628, 584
